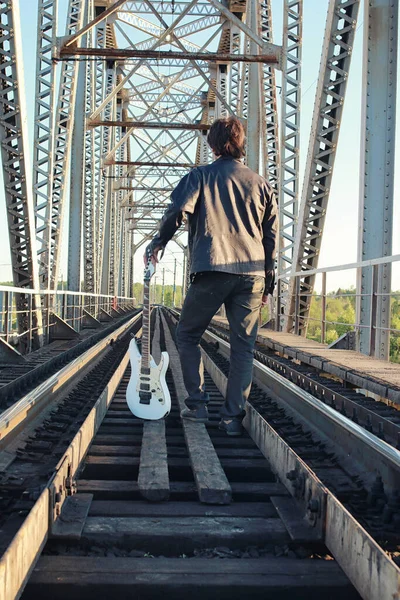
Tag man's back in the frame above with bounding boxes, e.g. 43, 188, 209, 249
187, 156, 276, 277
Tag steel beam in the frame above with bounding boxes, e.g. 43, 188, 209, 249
67, 10, 88, 298
285, 0, 360, 334
278, 0, 302, 329
33, 0, 58, 290
0, 1, 43, 349
88, 121, 212, 130
356, 0, 398, 359
56, 47, 281, 64
49, 0, 86, 290
246, 0, 262, 173
261, 0, 279, 188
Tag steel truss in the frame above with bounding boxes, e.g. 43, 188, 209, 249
0, 1, 43, 349
356, 0, 398, 359
33, 0, 58, 290
277, 0, 302, 327
286, 0, 360, 334
49, 0, 86, 290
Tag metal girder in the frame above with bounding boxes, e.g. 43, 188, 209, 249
93, 18, 106, 294
356, 0, 398, 359
261, 0, 279, 188
83, 3, 96, 294
33, 0, 58, 289
278, 0, 302, 328
89, 120, 212, 130
285, 0, 360, 334
246, 0, 262, 172
100, 61, 117, 295
57, 47, 281, 65
49, 0, 86, 290
118, 2, 219, 15
0, 0, 43, 348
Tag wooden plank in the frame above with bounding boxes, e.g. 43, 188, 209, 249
51, 494, 93, 540
89, 445, 263, 458
77, 480, 288, 500
81, 516, 290, 552
138, 421, 170, 502
160, 311, 231, 505
25, 557, 358, 600
89, 500, 278, 518
270, 496, 321, 543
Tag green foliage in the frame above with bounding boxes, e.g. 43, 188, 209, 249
307, 286, 400, 363
133, 282, 183, 308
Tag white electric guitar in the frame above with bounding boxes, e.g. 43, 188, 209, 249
126, 248, 171, 420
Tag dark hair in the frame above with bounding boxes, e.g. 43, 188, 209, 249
207, 116, 245, 158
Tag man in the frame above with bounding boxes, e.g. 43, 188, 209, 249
145, 116, 277, 436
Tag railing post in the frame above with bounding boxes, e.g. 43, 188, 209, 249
369, 264, 378, 357
321, 271, 327, 344
28, 294, 33, 353
62, 293, 67, 322
4, 291, 9, 343
294, 277, 300, 336
275, 278, 281, 332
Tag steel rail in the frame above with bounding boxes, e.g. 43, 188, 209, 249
0, 334, 134, 600
192, 322, 400, 600
0, 311, 141, 449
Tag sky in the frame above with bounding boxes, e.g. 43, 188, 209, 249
0, 0, 399, 294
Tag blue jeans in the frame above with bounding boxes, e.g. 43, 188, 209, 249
176, 271, 264, 421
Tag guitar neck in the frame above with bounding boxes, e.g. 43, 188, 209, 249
141, 280, 151, 370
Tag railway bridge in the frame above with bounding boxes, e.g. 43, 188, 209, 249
0, 1, 399, 599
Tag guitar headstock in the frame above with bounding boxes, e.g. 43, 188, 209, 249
144, 246, 155, 281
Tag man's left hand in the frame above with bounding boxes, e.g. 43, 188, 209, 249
261, 294, 269, 306
144, 244, 162, 266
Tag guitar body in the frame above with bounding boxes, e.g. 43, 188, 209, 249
126, 337, 171, 420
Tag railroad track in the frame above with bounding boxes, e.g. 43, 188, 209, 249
0, 308, 139, 409
1, 307, 400, 599
188, 311, 400, 452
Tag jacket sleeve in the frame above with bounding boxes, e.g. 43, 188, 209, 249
150, 169, 201, 251
262, 184, 278, 293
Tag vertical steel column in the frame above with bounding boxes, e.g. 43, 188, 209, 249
246, 0, 262, 173
93, 17, 106, 294
0, 1, 43, 350
286, 0, 360, 336
100, 61, 117, 295
278, 0, 302, 330
50, 0, 86, 289
215, 64, 228, 118
33, 0, 58, 290
260, 0, 279, 189
229, 26, 241, 112
67, 14, 88, 298
83, 0, 96, 294
356, 0, 398, 360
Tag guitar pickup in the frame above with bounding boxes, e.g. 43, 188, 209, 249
140, 383, 150, 391
141, 368, 151, 375
139, 391, 152, 405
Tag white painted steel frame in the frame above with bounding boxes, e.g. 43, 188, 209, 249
286, 0, 360, 334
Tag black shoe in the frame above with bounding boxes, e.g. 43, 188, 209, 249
219, 419, 243, 437
181, 405, 209, 423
